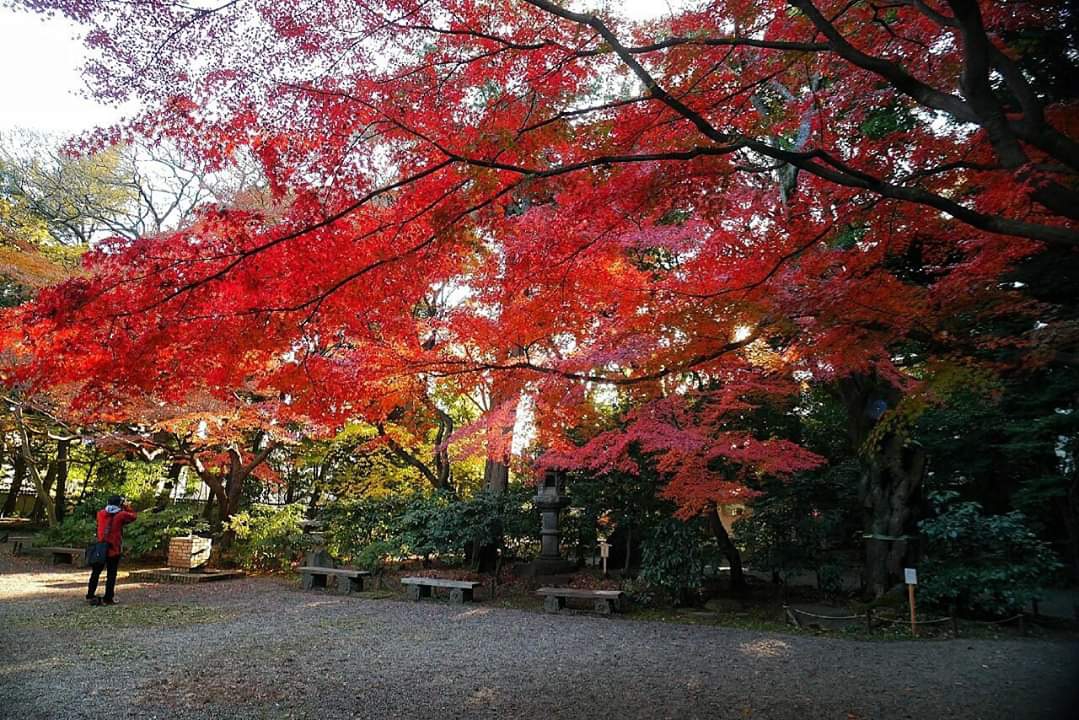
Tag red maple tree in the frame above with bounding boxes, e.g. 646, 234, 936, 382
6, 0, 1075, 592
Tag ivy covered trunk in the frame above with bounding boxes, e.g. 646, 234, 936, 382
860, 435, 926, 597
839, 375, 926, 598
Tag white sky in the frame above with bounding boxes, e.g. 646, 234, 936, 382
0, 1, 677, 136
0, 9, 127, 134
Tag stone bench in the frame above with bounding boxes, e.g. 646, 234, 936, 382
537, 587, 625, 615
41, 547, 84, 565
5, 535, 31, 556
298, 566, 371, 594
400, 576, 482, 603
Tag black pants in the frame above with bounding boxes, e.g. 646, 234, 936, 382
87, 555, 121, 601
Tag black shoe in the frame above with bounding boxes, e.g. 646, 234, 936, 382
102, 598, 117, 605
86, 597, 102, 606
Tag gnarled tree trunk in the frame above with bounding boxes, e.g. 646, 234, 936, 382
194, 441, 277, 549
838, 375, 926, 598
2, 453, 26, 517
13, 406, 57, 527
707, 504, 746, 594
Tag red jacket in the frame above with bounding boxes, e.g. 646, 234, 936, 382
97, 507, 138, 558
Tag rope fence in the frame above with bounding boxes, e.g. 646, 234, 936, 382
968, 614, 1024, 625
784, 605, 1029, 637
873, 614, 952, 625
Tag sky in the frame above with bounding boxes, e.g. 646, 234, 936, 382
0, 9, 126, 133
0, 1, 681, 135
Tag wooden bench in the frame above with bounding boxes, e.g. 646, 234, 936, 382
400, 576, 482, 604
298, 566, 371, 594
41, 546, 84, 565
5, 535, 31, 556
537, 587, 625, 615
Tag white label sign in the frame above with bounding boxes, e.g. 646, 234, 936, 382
904, 568, 918, 585
599, 541, 610, 559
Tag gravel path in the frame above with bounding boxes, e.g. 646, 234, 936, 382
2, 552, 1077, 720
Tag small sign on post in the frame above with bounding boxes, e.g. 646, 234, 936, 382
905, 567, 918, 636
599, 541, 610, 577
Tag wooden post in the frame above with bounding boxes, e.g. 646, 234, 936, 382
904, 567, 918, 637
865, 608, 873, 633
950, 604, 959, 638
908, 583, 917, 637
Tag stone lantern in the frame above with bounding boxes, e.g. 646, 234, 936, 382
531, 470, 575, 575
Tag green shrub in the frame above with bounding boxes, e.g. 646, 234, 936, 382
114, 504, 208, 558
226, 503, 309, 570
733, 467, 856, 584
35, 515, 97, 550
323, 495, 409, 564
639, 518, 709, 603
918, 493, 1061, 615
37, 502, 206, 560
323, 487, 538, 570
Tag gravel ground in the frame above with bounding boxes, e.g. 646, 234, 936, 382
2, 551, 1077, 720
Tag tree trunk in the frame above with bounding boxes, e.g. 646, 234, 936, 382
472, 379, 517, 572
78, 452, 99, 503
707, 504, 746, 594
54, 439, 70, 523
202, 491, 216, 521
216, 442, 276, 549
154, 462, 182, 512
838, 375, 926, 598
13, 406, 57, 527
285, 470, 296, 504
483, 457, 509, 494
2, 453, 26, 517
31, 459, 57, 524
473, 458, 509, 572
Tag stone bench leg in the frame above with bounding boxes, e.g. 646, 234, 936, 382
302, 572, 328, 590
544, 595, 566, 613
407, 584, 432, 601
449, 588, 474, 604
593, 599, 614, 615
336, 575, 363, 594
12, 541, 23, 556
52, 553, 73, 565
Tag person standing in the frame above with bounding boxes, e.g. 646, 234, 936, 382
86, 495, 137, 606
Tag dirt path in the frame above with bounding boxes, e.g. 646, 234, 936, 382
1, 552, 1076, 720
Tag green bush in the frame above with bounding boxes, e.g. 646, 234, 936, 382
226, 503, 309, 570
918, 493, 1061, 615
37, 502, 206, 560
35, 515, 96, 550
733, 467, 857, 584
121, 505, 208, 558
639, 518, 709, 603
323, 487, 538, 570
323, 495, 409, 564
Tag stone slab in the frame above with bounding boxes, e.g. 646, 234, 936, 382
128, 568, 245, 584
400, 577, 481, 589
297, 566, 370, 577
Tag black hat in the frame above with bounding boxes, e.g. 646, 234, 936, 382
107, 495, 123, 507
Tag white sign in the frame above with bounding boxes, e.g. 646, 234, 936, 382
599, 541, 610, 559
904, 568, 918, 585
